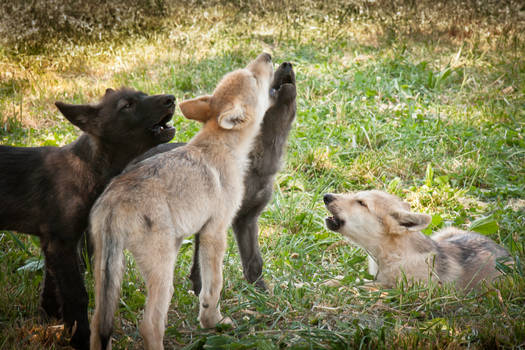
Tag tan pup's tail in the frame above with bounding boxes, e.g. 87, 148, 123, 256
89, 207, 126, 350
431, 227, 465, 242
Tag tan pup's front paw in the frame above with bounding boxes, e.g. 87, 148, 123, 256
219, 316, 233, 326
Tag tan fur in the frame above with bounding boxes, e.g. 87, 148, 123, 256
324, 190, 511, 291
89, 53, 274, 350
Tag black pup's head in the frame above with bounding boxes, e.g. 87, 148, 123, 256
270, 62, 296, 104
55, 88, 176, 148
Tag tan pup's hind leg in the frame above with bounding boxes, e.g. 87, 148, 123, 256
197, 222, 232, 328
131, 235, 181, 350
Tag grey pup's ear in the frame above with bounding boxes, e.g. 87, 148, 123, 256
55, 102, 100, 134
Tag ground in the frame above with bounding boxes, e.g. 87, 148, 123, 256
0, 1, 524, 349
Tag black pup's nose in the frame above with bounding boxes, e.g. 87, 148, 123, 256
163, 95, 175, 107
323, 194, 335, 205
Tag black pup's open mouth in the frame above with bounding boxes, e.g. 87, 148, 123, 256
151, 112, 175, 142
325, 216, 344, 231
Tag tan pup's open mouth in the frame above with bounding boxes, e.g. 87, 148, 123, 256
325, 215, 344, 231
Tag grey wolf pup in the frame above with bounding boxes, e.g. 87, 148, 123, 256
324, 190, 511, 290
132, 62, 297, 292
89, 53, 274, 350
0, 88, 175, 349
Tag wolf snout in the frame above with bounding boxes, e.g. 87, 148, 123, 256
254, 52, 272, 63
282, 62, 292, 70
323, 193, 335, 205
261, 53, 272, 62
161, 95, 175, 108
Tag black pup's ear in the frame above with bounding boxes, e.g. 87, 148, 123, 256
55, 102, 100, 134
105, 88, 115, 96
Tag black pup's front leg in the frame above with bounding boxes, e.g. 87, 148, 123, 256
189, 207, 267, 294
42, 237, 90, 350
39, 261, 62, 320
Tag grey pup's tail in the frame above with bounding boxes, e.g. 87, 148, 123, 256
89, 209, 126, 350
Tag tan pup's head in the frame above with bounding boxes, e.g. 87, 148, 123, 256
179, 53, 274, 130
323, 190, 431, 249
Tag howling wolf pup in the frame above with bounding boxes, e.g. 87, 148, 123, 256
324, 190, 511, 290
89, 53, 274, 350
0, 88, 175, 350
131, 61, 297, 292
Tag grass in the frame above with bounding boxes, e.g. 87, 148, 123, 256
1, 0, 524, 348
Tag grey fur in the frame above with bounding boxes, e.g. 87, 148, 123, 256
130, 62, 297, 292
324, 190, 512, 291
89, 54, 275, 350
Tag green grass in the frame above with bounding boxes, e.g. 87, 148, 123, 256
1, 1, 524, 349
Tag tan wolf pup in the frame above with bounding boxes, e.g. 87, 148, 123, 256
89, 53, 274, 350
323, 190, 511, 290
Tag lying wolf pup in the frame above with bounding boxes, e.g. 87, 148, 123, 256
0, 88, 175, 349
324, 190, 511, 290
90, 53, 274, 350
131, 61, 297, 292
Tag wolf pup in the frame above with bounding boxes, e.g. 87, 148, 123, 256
0, 88, 175, 350
131, 62, 297, 292
323, 190, 511, 290
89, 53, 274, 350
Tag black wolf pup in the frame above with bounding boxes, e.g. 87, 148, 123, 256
133, 62, 296, 292
0, 88, 175, 349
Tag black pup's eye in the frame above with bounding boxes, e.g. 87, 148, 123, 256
356, 200, 367, 208
122, 101, 134, 110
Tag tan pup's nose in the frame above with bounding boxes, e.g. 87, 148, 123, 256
323, 193, 335, 205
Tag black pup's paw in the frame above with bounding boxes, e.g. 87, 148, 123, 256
39, 297, 62, 321
254, 278, 268, 292
277, 83, 296, 104
189, 268, 202, 295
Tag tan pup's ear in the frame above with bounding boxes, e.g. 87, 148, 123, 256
179, 95, 213, 122
390, 210, 431, 232
218, 104, 246, 129
400, 201, 411, 211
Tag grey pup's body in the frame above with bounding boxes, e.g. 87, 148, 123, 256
90, 54, 275, 350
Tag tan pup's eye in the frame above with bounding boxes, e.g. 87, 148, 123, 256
356, 199, 367, 208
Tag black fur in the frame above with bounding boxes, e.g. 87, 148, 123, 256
0, 88, 175, 350
129, 62, 297, 293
